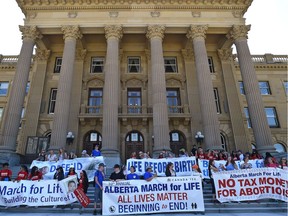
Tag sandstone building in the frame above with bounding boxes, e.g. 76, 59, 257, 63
0, 0, 287, 164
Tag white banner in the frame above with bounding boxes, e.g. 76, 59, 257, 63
0, 179, 77, 206
30, 157, 105, 181
126, 157, 197, 177
103, 176, 204, 215
213, 168, 288, 203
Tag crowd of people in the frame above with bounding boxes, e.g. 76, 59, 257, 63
0, 144, 287, 214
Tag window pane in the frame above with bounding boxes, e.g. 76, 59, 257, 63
54, 57, 62, 73
258, 81, 271, 95
238, 81, 245, 95
164, 57, 177, 73
208, 56, 215, 73
90, 133, 97, 141
274, 143, 286, 153
91, 57, 104, 73
0, 82, 9, 96
244, 107, 252, 128
48, 89, 57, 114
0, 107, 3, 120
265, 107, 279, 127
26, 82, 30, 94
128, 57, 140, 73
213, 88, 221, 114
284, 81, 288, 95
171, 133, 179, 141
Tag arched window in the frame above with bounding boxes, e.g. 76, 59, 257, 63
274, 143, 286, 153
220, 133, 227, 151
169, 130, 186, 157
125, 131, 144, 142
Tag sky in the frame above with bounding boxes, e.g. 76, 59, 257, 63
0, 0, 287, 55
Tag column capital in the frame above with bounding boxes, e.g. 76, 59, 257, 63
227, 25, 251, 41
186, 25, 208, 40
19, 25, 42, 41
35, 48, 51, 61
104, 25, 123, 40
217, 48, 233, 62
61, 25, 82, 40
146, 25, 165, 40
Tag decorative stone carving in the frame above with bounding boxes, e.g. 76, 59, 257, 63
35, 49, 51, 61
76, 49, 87, 60
166, 78, 181, 87
232, 10, 243, 18
226, 25, 251, 41
19, 26, 42, 41
87, 78, 104, 87
181, 48, 194, 61
150, 11, 160, 17
217, 48, 233, 62
192, 11, 201, 17
146, 25, 165, 40
104, 25, 123, 40
68, 11, 77, 18
186, 25, 208, 40
126, 78, 142, 87
27, 12, 37, 19
61, 25, 82, 40
109, 11, 119, 18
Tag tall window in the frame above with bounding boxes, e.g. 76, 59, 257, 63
0, 107, 3, 122
167, 88, 181, 113
208, 56, 215, 73
19, 108, 25, 128
127, 57, 141, 73
213, 88, 221, 114
220, 133, 227, 151
259, 81, 271, 95
88, 89, 103, 113
54, 57, 62, 73
90, 57, 105, 73
283, 81, 288, 95
0, 82, 9, 96
244, 107, 252, 128
265, 107, 279, 128
48, 89, 57, 114
127, 88, 142, 113
164, 57, 178, 73
238, 81, 245, 95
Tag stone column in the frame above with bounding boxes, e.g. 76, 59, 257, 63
146, 25, 170, 155
18, 49, 51, 155
49, 26, 82, 149
227, 25, 274, 154
217, 48, 250, 152
0, 26, 42, 164
187, 25, 222, 150
101, 25, 122, 166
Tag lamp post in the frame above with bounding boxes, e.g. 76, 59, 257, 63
66, 131, 75, 145
195, 131, 204, 146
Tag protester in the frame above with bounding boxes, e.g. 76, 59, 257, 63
126, 166, 140, 180
94, 163, 105, 215
278, 157, 287, 169
206, 149, 214, 160
165, 162, 176, 177
130, 152, 137, 159
138, 151, 144, 159
191, 145, 197, 156
179, 149, 187, 157
231, 151, 239, 161
162, 150, 173, 158
250, 149, 262, 159
46, 150, 58, 162
217, 151, 226, 160
240, 156, 252, 169
264, 152, 277, 165
109, 164, 125, 181
78, 170, 89, 194
53, 167, 65, 181
91, 144, 101, 157
208, 159, 219, 203
143, 167, 157, 182
265, 157, 278, 168
0, 163, 12, 181
222, 156, 238, 171
28, 166, 43, 181
68, 151, 77, 159
197, 147, 205, 159
58, 148, 67, 161
66, 166, 78, 178
237, 150, 244, 161
146, 152, 151, 159
81, 150, 90, 158
15, 165, 29, 181
37, 149, 46, 161
158, 152, 164, 159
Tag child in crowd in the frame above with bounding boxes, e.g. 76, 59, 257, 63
0, 163, 12, 181
28, 166, 43, 181
15, 165, 28, 181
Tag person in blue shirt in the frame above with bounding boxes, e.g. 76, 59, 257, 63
91, 144, 101, 157
143, 167, 157, 182
126, 166, 140, 180
94, 163, 105, 215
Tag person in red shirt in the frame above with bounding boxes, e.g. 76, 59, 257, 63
197, 147, 206, 159
28, 166, 43, 181
206, 149, 214, 160
15, 165, 29, 181
0, 163, 12, 181
78, 170, 89, 194
250, 149, 262, 160
279, 158, 288, 169
265, 157, 278, 168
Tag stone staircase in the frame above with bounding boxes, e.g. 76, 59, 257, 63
0, 173, 287, 214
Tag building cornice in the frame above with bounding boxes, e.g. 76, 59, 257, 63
17, 0, 253, 14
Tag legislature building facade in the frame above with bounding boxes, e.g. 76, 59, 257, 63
0, 0, 287, 164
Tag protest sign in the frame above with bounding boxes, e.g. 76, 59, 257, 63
126, 157, 197, 176
30, 157, 105, 181
0, 179, 77, 207
213, 168, 288, 203
102, 176, 204, 215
